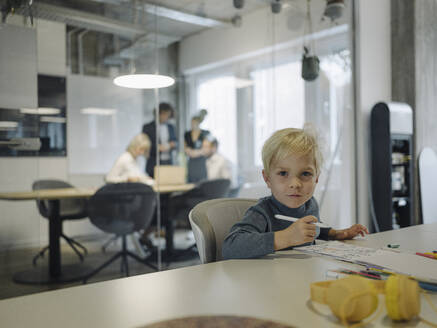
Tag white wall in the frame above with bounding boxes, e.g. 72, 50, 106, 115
0, 21, 49, 249
37, 19, 66, 76
354, 0, 391, 229
0, 19, 102, 249
0, 24, 37, 109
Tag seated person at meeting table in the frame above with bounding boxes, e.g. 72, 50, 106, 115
202, 136, 237, 187
106, 133, 155, 185
222, 127, 368, 259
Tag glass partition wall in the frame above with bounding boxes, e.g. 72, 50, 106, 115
0, 0, 356, 298
0, 21, 45, 295
181, 0, 355, 229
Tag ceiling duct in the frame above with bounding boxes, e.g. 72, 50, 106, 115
91, 0, 231, 28
104, 32, 181, 63
140, 3, 230, 28
15, 2, 148, 39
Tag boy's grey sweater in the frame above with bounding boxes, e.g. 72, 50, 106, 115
222, 195, 331, 259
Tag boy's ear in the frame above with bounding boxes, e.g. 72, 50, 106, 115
262, 169, 271, 188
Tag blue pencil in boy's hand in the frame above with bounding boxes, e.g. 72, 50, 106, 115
274, 214, 331, 228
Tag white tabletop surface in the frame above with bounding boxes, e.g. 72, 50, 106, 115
345, 223, 437, 252
0, 224, 436, 328
0, 184, 195, 200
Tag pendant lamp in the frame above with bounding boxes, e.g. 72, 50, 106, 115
113, 73, 175, 89
113, 3, 175, 90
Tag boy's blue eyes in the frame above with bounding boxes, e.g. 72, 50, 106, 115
277, 171, 313, 177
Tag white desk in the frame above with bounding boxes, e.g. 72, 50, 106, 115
345, 223, 437, 253
0, 224, 436, 327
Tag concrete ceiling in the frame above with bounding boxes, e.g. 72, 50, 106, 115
28, 0, 272, 39
10, 0, 299, 68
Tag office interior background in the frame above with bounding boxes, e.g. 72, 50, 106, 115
0, 0, 436, 298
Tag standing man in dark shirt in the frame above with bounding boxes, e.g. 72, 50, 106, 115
142, 102, 177, 177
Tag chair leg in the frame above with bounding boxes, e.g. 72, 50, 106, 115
84, 235, 157, 283
83, 252, 123, 283
126, 250, 158, 271
121, 236, 129, 276
32, 246, 49, 267
119, 256, 123, 274
101, 235, 119, 253
63, 234, 88, 255
123, 253, 129, 277
61, 235, 84, 262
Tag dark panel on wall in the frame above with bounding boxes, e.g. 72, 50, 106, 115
0, 75, 67, 157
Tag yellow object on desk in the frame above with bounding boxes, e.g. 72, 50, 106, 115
311, 274, 427, 326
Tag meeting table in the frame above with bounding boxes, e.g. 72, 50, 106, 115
0, 183, 195, 284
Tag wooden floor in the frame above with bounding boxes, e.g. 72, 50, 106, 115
0, 231, 201, 301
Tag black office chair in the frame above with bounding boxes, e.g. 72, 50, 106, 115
32, 179, 88, 266
84, 183, 157, 282
187, 156, 207, 183
166, 178, 231, 261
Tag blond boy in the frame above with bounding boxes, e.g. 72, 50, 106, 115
222, 127, 368, 259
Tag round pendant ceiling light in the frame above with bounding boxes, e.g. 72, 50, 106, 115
113, 74, 175, 89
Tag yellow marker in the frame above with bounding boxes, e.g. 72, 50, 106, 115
424, 252, 437, 259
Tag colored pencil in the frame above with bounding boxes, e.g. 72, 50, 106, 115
416, 252, 437, 260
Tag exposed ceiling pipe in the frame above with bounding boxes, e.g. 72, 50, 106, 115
90, 0, 231, 27
67, 27, 81, 73
16, 2, 148, 39
140, 3, 231, 28
103, 32, 181, 64
77, 29, 89, 75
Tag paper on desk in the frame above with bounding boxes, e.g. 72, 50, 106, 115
362, 252, 437, 283
296, 241, 383, 262
296, 241, 437, 283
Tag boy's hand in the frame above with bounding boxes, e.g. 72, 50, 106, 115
274, 216, 318, 250
331, 224, 369, 240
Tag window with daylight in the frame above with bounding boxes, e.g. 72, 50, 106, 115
251, 61, 305, 166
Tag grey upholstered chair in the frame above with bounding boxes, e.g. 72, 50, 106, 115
166, 178, 231, 262
188, 198, 257, 263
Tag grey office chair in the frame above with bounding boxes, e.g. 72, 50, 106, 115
189, 198, 257, 263
166, 179, 231, 261
32, 179, 88, 266
84, 183, 157, 282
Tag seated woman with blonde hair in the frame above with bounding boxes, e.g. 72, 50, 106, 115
106, 133, 155, 185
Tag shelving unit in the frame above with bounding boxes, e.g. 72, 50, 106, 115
370, 102, 414, 232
